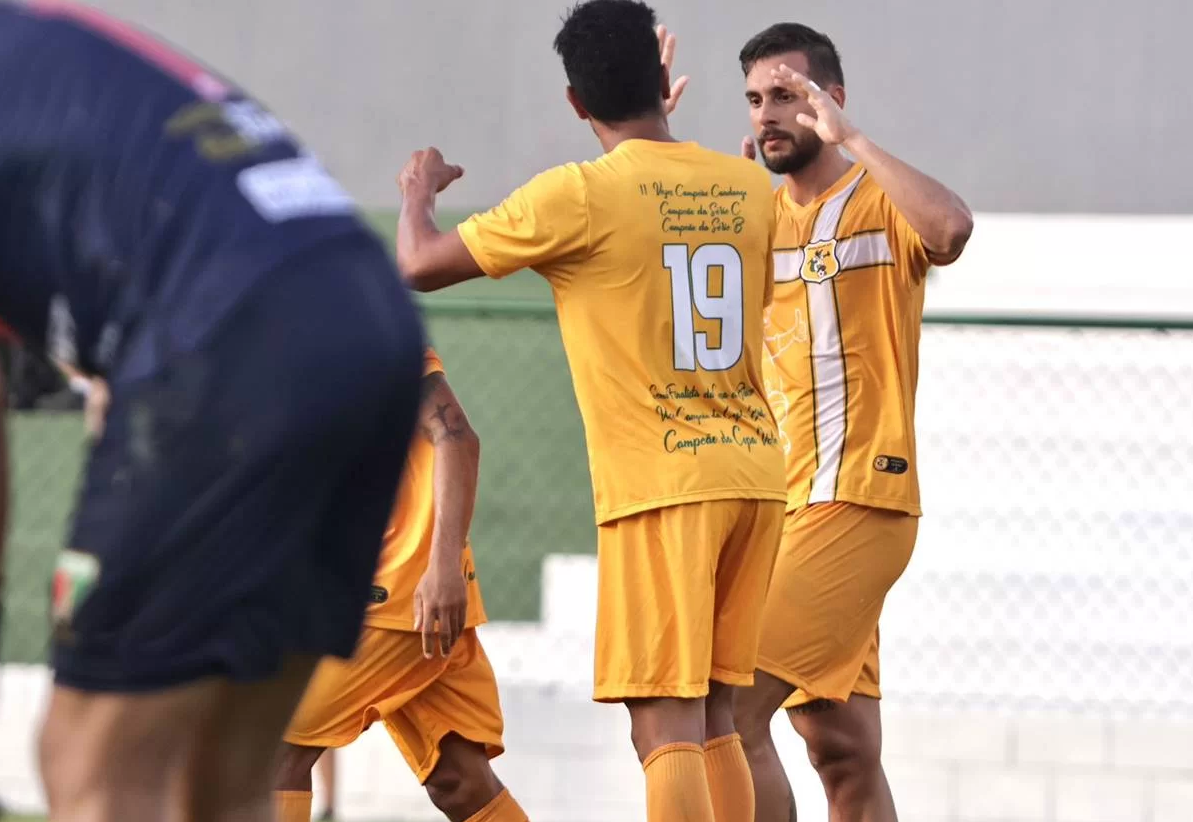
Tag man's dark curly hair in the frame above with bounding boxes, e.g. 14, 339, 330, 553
553, 0, 665, 123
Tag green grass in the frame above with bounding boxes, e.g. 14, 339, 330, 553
1, 207, 596, 664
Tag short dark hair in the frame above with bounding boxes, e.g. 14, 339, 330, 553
738, 23, 844, 87
553, 0, 664, 123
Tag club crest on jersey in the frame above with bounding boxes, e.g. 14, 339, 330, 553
800, 239, 841, 283
51, 549, 100, 642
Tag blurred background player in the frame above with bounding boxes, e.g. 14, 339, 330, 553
726, 23, 974, 822
393, 2, 787, 820
274, 348, 528, 822
0, 3, 425, 821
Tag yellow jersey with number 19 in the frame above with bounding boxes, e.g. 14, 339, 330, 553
458, 139, 786, 524
763, 164, 932, 516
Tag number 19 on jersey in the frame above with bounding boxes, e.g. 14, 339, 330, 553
664, 243, 745, 372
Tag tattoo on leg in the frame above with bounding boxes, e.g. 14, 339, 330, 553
790, 698, 836, 716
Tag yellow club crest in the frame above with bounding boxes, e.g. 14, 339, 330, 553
800, 239, 840, 283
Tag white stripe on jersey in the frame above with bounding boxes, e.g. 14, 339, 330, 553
806, 170, 862, 502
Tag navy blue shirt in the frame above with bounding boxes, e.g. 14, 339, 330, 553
0, 2, 371, 379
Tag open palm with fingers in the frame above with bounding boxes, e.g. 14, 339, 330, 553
656, 25, 689, 116
769, 63, 858, 146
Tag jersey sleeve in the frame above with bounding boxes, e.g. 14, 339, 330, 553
881, 193, 932, 286
456, 164, 590, 279
422, 347, 445, 379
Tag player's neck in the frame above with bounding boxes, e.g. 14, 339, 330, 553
783, 149, 856, 207
592, 116, 676, 154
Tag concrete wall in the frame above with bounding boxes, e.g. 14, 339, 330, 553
76, 0, 1193, 213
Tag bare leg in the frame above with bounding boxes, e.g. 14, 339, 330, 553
423, 734, 509, 822
788, 695, 895, 822
734, 670, 798, 822
314, 750, 337, 819
627, 696, 715, 821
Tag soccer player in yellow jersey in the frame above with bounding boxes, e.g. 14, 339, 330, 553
725, 23, 974, 822
272, 349, 530, 822
395, 3, 787, 820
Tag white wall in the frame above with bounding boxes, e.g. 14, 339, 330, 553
73, 0, 1193, 214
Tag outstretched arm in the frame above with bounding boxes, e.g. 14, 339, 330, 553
396, 148, 486, 292
412, 371, 481, 659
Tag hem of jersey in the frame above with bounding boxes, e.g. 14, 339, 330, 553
787, 492, 922, 517
597, 488, 788, 526
361, 614, 488, 632
592, 681, 712, 703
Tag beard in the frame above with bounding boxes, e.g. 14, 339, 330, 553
758, 128, 824, 175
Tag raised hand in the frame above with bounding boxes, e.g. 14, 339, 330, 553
398, 147, 464, 195
656, 25, 690, 116
770, 64, 859, 146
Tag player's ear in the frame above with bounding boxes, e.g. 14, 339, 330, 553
831, 84, 846, 110
565, 86, 590, 121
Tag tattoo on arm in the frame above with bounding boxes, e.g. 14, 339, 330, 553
423, 401, 468, 443
418, 374, 471, 444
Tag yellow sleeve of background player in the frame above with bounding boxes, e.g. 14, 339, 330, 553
456, 164, 589, 279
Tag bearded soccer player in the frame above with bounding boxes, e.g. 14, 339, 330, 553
274, 348, 529, 822
394, 3, 787, 820
728, 23, 973, 822
0, 3, 424, 820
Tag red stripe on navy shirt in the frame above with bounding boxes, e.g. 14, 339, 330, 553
29, 1, 229, 101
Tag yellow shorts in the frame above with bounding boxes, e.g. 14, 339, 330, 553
593, 499, 784, 703
756, 501, 917, 707
284, 626, 504, 783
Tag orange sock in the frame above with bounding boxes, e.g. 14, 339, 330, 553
643, 742, 716, 822
464, 788, 530, 822
704, 734, 755, 822
274, 790, 312, 822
